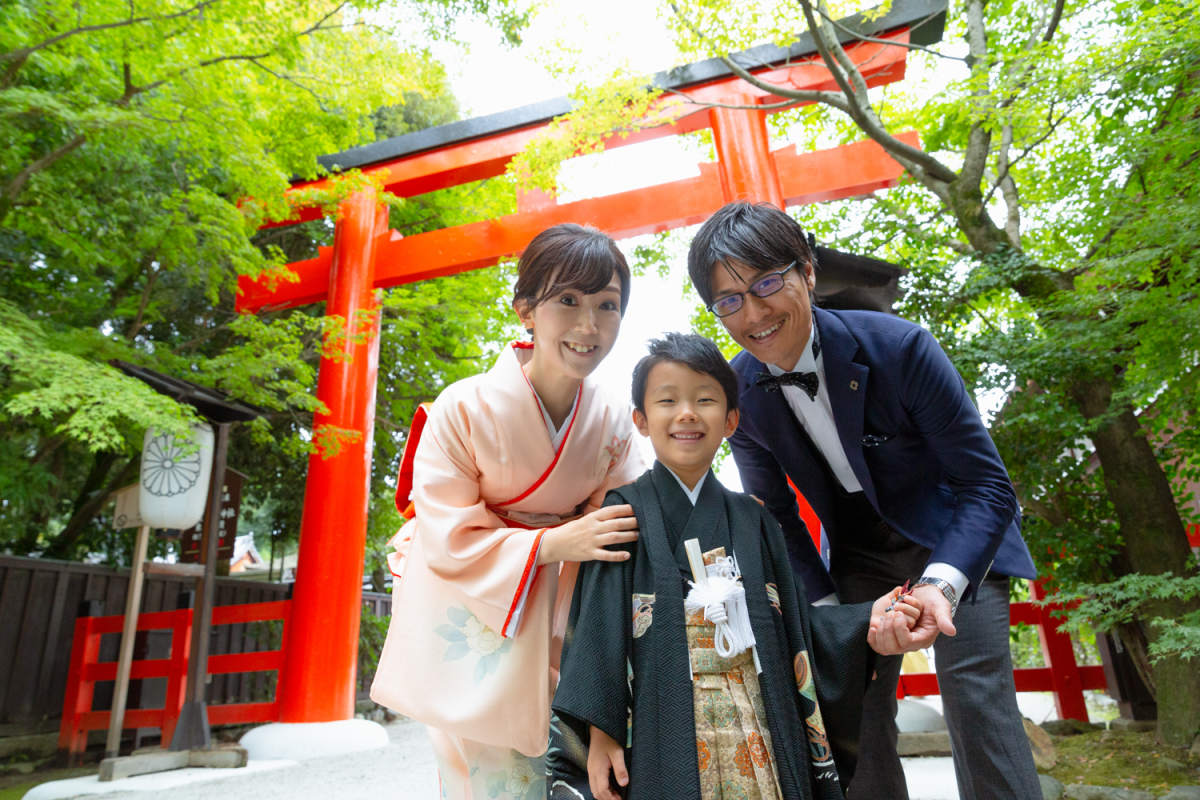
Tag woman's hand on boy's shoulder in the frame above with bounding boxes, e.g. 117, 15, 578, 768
537, 504, 639, 566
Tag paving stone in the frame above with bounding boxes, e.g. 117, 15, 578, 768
99, 750, 189, 781
1040, 774, 1065, 799
1109, 718, 1157, 733
187, 745, 247, 769
1064, 785, 1154, 800
1161, 787, 1200, 800
0, 732, 58, 759
1042, 719, 1105, 737
897, 731, 952, 757
1024, 718, 1059, 771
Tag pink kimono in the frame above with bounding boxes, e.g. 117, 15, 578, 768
371, 342, 647, 794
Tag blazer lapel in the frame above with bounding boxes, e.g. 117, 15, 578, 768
737, 348, 839, 534
814, 308, 877, 506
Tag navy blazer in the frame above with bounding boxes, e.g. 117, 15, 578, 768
729, 307, 1036, 603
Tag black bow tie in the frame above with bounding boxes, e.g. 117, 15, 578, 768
756, 370, 819, 400
755, 324, 822, 400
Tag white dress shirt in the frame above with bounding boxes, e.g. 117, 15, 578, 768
768, 323, 969, 608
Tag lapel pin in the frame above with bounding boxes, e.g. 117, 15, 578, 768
850, 380, 859, 391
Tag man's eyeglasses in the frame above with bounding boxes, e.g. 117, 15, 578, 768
706, 261, 796, 318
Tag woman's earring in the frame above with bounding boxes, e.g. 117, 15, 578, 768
526, 327, 535, 341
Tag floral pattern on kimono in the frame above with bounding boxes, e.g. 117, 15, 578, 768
436, 606, 515, 685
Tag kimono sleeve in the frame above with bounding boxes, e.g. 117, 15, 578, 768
552, 491, 635, 750
582, 416, 649, 514
412, 398, 546, 637
808, 601, 875, 786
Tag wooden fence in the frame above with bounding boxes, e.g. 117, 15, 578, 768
0, 555, 391, 741
896, 580, 1108, 720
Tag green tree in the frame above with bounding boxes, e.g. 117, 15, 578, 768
654, 0, 1200, 742
0, 0, 527, 564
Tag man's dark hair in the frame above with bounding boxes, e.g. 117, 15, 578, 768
687, 202, 817, 307
631, 332, 740, 414
513, 223, 632, 314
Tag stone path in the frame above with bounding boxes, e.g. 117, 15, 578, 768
25, 717, 966, 800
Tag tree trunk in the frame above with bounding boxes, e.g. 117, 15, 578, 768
1071, 374, 1200, 745
45, 454, 137, 559
371, 564, 388, 594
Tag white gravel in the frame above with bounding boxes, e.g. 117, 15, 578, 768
34, 719, 963, 800
84, 719, 438, 800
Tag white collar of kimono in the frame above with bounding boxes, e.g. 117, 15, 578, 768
512, 341, 582, 451
664, 465, 707, 506
531, 384, 579, 451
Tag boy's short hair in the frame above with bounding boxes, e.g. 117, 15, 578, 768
687, 202, 818, 307
631, 332, 740, 414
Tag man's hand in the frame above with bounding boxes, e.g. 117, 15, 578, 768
903, 583, 958, 649
588, 725, 628, 800
867, 587, 923, 655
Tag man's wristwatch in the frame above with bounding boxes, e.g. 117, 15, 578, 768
915, 576, 959, 617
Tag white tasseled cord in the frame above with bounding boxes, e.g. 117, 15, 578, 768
684, 554, 757, 659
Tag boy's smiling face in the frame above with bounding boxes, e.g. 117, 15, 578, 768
633, 360, 739, 488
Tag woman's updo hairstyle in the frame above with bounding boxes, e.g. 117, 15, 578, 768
513, 224, 631, 315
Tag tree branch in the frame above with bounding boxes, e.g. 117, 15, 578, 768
125, 264, 160, 340
793, 0, 959, 186
0, 0, 224, 89
993, 124, 1022, 247
665, 87, 813, 112
716, 55, 851, 112
1043, 0, 1067, 42
814, 6, 967, 62
0, 133, 87, 223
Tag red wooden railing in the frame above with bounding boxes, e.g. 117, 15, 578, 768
58, 600, 290, 763
896, 581, 1106, 720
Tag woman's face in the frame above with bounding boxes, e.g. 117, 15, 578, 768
516, 273, 624, 381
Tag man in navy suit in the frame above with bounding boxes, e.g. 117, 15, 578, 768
687, 202, 1040, 800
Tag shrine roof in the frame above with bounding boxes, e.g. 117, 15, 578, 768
110, 360, 267, 424
314, 0, 946, 176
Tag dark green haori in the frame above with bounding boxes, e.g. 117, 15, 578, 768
549, 462, 877, 800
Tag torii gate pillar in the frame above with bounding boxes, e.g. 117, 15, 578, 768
242, 188, 390, 759
711, 94, 785, 208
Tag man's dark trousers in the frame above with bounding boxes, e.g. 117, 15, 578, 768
728, 307, 1042, 800
831, 529, 1038, 799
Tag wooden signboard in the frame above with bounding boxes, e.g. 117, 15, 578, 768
179, 468, 245, 566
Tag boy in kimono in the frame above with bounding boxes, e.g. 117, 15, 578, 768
549, 333, 923, 800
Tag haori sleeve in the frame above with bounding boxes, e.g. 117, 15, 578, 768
411, 399, 547, 639
806, 601, 875, 786
552, 491, 635, 750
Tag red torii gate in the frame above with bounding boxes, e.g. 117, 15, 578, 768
238, 0, 944, 733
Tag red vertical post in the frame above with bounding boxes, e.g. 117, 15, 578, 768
710, 94, 786, 209
1031, 580, 1089, 721
161, 607, 192, 746
279, 189, 386, 723
58, 619, 99, 763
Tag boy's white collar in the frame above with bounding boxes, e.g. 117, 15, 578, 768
664, 465, 707, 506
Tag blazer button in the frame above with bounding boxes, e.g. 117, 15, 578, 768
850, 380, 859, 391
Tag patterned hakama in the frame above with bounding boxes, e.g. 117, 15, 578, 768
688, 604, 784, 800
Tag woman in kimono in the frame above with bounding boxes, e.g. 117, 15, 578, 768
371, 223, 649, 800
